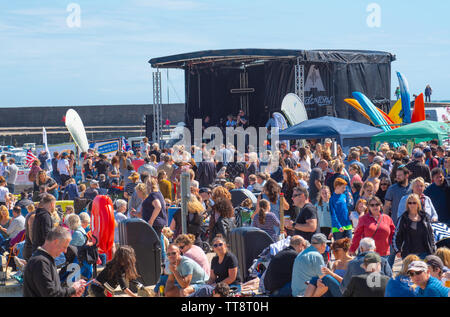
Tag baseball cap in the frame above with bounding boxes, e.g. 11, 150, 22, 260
413, 150, 424, 159
90, 180, 99, 185
311, 233, 331, 244
324, 138, 332, 144
424, 255, 444, 271
408, 261, 428, 272
373, 156, 384, 164
199, 187, 211, 194
423, 147, 432, 153
363, 252, 381, 265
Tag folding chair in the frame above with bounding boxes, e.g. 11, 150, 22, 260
6, 230, 26, 272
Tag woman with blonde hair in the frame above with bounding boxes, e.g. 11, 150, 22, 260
397, 177, 438, 222
0, 205, 11, 241
435, 247, 450, 269
367, 164, 381, 193
170, 195, 205, 242
174, 233, 210, 276
0, 177, 11, 207
385, 254, 420, 297
66, 214, 87, 247
393, 193, 436, 259
141, 177, 167, 236
359, 181, 375, 202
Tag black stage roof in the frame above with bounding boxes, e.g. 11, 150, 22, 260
149, 48, 396, 69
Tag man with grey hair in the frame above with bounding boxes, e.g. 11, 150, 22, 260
341, 237, 392, 291
234, 177, 244, 189
114, 199, 128, 244
23, 226, 86, 297
342, 252, 390, 297
362, 156, 390, 181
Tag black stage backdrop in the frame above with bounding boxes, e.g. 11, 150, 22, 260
184, 53, 392, 129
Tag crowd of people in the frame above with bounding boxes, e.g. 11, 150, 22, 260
1, 131, 450, 298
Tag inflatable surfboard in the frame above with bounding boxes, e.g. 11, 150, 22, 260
65, 109, 89, 152
345, 98, 396, 127
91, 195, 115, 261
397, 72, 412, 124
388, 99, 403, 125
344, 98, 374, 124
281, 93, 308, 126
352, 92, 392, 132
411, 93, 426, 123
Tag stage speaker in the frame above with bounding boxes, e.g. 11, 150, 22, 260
145, 114, 154, 139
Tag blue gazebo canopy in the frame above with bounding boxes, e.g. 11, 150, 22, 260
278, 116, 383, 148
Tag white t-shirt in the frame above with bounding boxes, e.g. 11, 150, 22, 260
297, 157, 311, 174
57, 159, 70, 176
0, 186, 9, 202
140, 142, 151, 156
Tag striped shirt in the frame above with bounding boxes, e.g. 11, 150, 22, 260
251, 212, 280, 241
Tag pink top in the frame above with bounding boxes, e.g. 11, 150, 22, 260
184, 245, 211, 277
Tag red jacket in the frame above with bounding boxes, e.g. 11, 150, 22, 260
349, 213, 395, 256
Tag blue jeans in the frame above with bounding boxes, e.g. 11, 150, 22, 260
332, 229, 352, 241
310, 275, 342, 297
269, 282, 292, 297
387, 245, 396, 268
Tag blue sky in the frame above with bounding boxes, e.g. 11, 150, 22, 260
0, 0, 449, 107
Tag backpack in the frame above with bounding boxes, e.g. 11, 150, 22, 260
77, 234, 99, 265
213, 217, 236, 243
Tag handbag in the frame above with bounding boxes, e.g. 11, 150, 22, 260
77, 233, 99, 265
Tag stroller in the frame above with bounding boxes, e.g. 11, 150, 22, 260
198, 222, 212, 253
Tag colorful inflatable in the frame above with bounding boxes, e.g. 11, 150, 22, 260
352, 92, 392, 132
388, 99, 403, 125
411, 93, 426, 123
345, 98, 397, 128
91, 195, 115, 261
344, 98, 374, 124
397, 72, 412, 124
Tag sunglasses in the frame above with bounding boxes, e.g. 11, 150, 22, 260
369, 203, 380, 207
167, 252, 178, 256
407, 202, 418, 205
213, 243, 224, 248
408, 271, 424, 277
292, 194, 302, 198
381, 183, 389, 186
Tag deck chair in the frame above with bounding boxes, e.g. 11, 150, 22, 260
6, 230, 26, 271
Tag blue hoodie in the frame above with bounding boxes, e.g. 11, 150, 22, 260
329, 193, 352, 231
